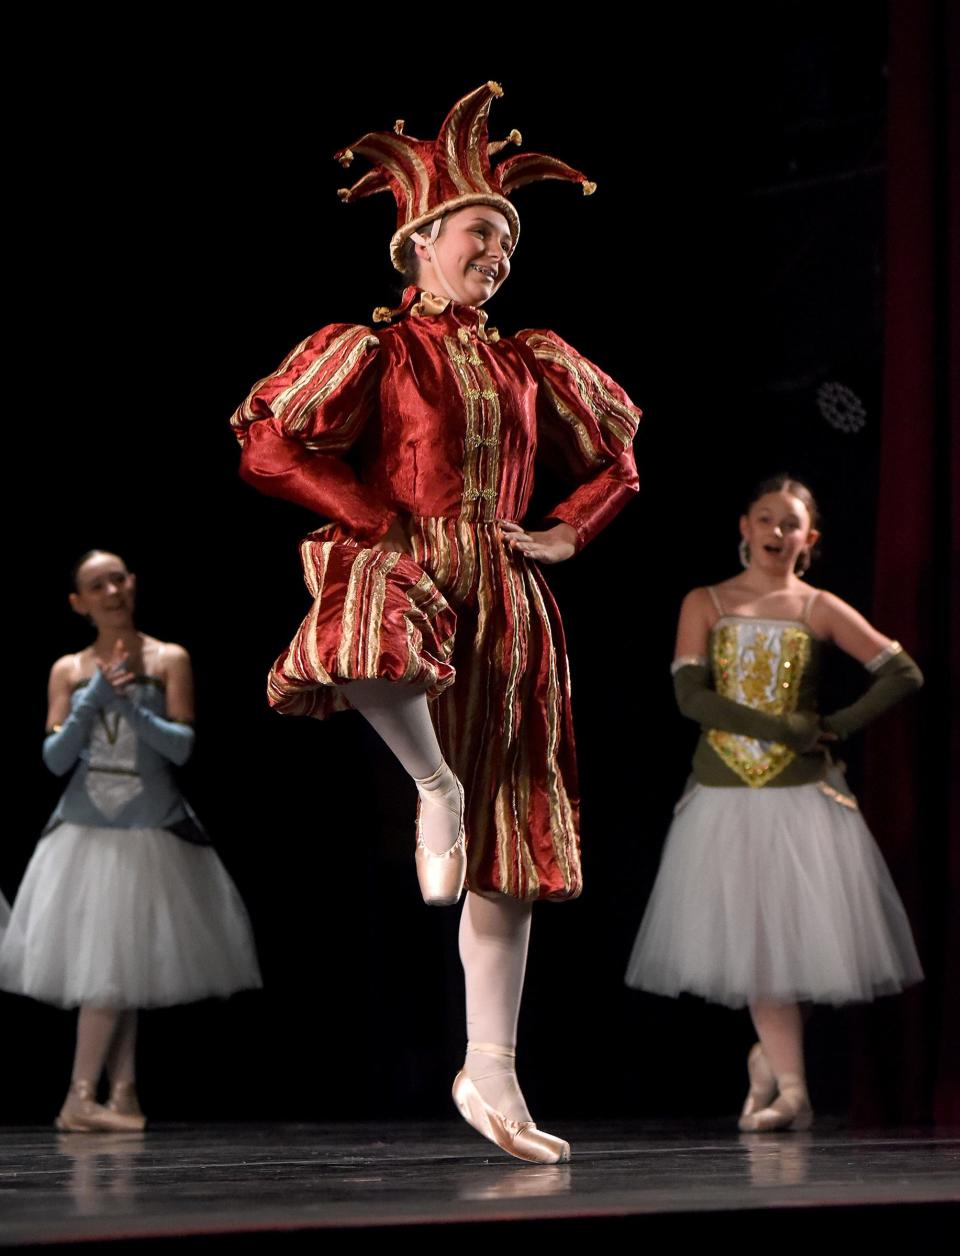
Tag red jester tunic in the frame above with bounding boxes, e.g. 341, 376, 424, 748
231, 288, 641, 901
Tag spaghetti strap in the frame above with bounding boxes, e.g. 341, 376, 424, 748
72, 653, 84, 684
801, 590, 821, 624
706, 586, 725, 616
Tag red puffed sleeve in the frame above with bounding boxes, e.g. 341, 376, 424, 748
230, 323, 396, 543
515, 329, 641, 548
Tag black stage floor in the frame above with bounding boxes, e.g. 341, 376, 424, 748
1, 1122, 957, 1249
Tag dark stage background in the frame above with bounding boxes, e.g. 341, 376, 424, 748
4, 5, 954, 1126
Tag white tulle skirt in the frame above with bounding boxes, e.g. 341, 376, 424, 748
625, 778, 923, 1008
0, 823, 262, 1009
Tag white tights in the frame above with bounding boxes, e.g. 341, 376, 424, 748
344, 680, 462, 855
345, 679, 536, 1122
459, 891, 533, 1122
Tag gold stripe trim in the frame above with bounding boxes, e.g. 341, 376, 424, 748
354, 134, 429, 217
337, 550, 372, 677
523, 333, 639, 446
235, 335, 314, 430
526, 571, 575, 890
277, 331, 379, 436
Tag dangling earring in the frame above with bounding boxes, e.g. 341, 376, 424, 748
795, 548, 811, 578
738, 538, 750, 569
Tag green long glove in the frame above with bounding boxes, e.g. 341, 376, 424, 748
821, 646, 923, 740
672, 664, 821, 753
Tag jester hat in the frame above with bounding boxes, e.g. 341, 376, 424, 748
336, 81, 596, 270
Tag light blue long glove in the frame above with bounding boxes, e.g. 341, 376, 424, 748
115, 697, 196, 766
42, 669, 114, 776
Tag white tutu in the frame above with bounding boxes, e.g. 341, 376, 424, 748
0, 823, 262, 1009
625, 778, 923, 1008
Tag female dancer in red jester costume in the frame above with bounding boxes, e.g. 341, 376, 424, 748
231, 82, 641, 1163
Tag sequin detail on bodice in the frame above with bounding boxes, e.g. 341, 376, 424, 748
77, 679, 161, 820
707, 618, 814, 787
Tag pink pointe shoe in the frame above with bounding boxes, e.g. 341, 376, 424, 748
414, 765, 466, 906
106, 1081, 147, 1131
451, 1044, 570, 1164
737, 1042, 777, 1131
739, 1072, 814, 1133
55, 1080, 145, 1133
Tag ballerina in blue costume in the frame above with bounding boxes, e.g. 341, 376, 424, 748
626, 476, 923, 1131
0, 551, 262, 1131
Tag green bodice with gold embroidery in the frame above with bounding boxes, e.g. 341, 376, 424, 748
691, 617, 829, 788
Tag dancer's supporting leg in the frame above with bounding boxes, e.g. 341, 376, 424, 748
453, 891, 570, 1163
72, 1005, 122, 1087
741, 1000, 812, 1131
104, 1010, 146, 1124
460, 891, 532, 1120
57, 1006, 143, 1132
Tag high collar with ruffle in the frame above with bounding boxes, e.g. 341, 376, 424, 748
373, 287, 500, 343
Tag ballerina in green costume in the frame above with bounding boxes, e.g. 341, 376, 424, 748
626, 475, 923, 1131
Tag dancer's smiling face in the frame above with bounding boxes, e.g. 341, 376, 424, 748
740, 490, 819, 576
413, 206, 513, 306
69, 552, 137, 627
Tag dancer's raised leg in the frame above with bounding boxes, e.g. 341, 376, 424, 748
343, 680, 465, 902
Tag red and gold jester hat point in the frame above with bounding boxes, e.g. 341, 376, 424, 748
334, 81, 597, 271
